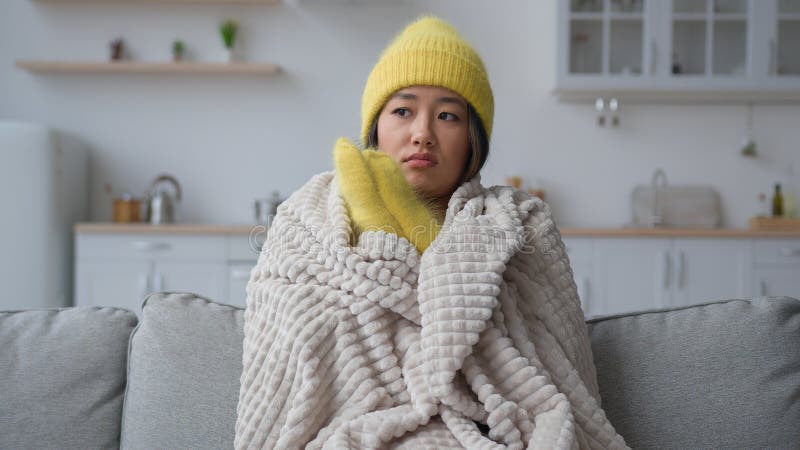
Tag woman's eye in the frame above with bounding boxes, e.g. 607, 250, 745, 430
393, 108, 411, 117
439, 112, 459, 121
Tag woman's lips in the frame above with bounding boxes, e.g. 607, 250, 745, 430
405, 159, 436, 168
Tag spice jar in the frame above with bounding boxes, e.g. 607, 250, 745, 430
113, 193, 143, 223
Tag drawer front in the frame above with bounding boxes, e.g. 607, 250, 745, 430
754, 239, 800, 265
228, 233, 263, 260
76, 233, 226, 260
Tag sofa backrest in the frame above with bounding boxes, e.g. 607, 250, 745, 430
120, 293, 800, 449
587, 296, 800, 449
0, 306, 137, 450
119, 292, 244, 450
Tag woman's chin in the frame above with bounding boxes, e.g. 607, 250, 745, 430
403, 174, 431, 192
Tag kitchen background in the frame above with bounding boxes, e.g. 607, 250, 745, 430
2, 0, 798, 228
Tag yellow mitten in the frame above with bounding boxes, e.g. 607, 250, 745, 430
333, 137, 442, 254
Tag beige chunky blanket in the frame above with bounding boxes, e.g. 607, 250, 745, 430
235, 172, 629, 449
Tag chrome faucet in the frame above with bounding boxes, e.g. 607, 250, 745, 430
650, 168, 668, 227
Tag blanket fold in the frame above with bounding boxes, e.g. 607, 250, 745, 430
235, 163, 629, 449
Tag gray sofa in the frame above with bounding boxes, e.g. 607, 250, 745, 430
2, 292, 799, 449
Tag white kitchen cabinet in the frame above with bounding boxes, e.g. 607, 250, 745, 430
556, 0, 800, 101
752, 238, 800, 297
755, 267, 800, 297
564, 236, 757, 317
775, 0, 800, 77
227, 233, 261, 308
593, 238, 672, 315
75, 260, 152, 311
563, 238, 596, 317
154, 261, 228, 304
75, 232, 257, 314
670, 238, 752, 306
228, 263, 254, 308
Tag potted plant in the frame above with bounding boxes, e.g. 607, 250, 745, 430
172, 39, 185, 62
219, 20, 239, 63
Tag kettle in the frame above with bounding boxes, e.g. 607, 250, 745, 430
145, 174, 182, 224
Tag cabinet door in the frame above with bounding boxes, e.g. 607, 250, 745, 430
754, 267, 800, 297
75, 260, 153, 313
668, 0, 750, 78
228, 262, 256, 308
756, 0, 800, 78
558, 0, 654, 80
594, 238, 672, 315
153, 261, 227, 304
671, 238, 752, 307
564, 237, 596, 318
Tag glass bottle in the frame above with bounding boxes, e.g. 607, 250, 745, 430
772, 183, 784, 217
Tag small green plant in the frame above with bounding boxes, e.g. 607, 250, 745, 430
172, 39, 185, 61
219, 20, 239, 49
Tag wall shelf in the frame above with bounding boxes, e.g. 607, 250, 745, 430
16, 60, 282, 75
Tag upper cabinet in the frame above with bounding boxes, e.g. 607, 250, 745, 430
555, 0, 800, 101
775, 0, 800, 76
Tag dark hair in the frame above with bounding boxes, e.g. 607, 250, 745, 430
364, 102, 490, 184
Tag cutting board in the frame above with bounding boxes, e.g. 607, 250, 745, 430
748, 216, 800, 231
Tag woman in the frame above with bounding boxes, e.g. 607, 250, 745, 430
235, 15, 628, 449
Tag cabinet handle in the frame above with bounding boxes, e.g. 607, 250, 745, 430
131, 241, 171, 252
153, 272, 163, 292
779, 248, 800, 257
661, 251, 671, 289
760, 280, 767, 297
676, 250, 685, 290
650, 39, 657, 75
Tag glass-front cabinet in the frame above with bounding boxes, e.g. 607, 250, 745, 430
556, 0, 800, 101
776, 0, 800, 76
671, 0, 748, 77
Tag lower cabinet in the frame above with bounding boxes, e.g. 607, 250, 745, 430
753, 239, 800, 297
75, 231, 800, 318
670, 239, 752, 307
564, 236, 797, 318
592, 238, 673, 316
75, 232, 257, 314
228, 263, 255, 308
154, 261, 228, 304
75, 260, 152, 311
755, 267, 800, 297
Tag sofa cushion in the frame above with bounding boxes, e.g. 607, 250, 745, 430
0, 306, 137, 450
120, 292, 244, 450
587, 296, 800, 449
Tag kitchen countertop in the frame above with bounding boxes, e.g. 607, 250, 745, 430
73, 222, 800, 238
74, 222, 260, 234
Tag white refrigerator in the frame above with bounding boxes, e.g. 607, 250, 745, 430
0, 121, 89, 309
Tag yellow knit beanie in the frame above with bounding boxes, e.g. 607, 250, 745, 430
360, 15, 494, 147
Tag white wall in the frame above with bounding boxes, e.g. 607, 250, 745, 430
1, 0, 798, 228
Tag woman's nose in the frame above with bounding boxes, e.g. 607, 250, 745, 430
411, 114, 436, 147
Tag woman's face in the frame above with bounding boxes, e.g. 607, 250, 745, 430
376, 85, 470, 203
